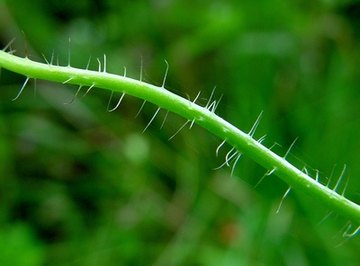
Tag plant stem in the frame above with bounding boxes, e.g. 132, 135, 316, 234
1, 50, 359, 223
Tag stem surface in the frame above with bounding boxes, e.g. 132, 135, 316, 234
1, 50, 359, 223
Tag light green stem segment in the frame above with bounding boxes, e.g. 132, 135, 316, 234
1, 50, 359, 223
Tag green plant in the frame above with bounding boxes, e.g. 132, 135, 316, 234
0, 45, 359, 233
0, 223, 45, 266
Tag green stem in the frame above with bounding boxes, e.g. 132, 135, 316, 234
1, 50, 359, 223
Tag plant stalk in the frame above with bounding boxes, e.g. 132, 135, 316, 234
1, 50, 359, 223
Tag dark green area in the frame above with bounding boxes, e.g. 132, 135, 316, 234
0, 0, 359, 265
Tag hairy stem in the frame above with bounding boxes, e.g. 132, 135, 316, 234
1, 50, 359, 223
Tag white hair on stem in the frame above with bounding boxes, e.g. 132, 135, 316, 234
143, 107, 161, 133
12, 77, 30, 101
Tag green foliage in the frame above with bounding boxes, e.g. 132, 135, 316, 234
0, 0, 360, 265
0, 223, 45, 266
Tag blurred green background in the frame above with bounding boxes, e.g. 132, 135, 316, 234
0, 0, 359, 265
